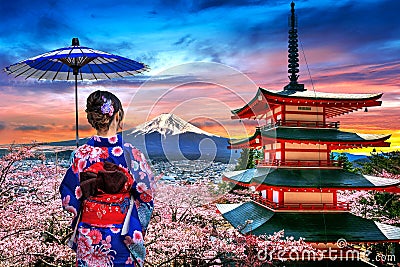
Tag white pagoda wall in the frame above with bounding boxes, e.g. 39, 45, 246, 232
285, 152, 328, 161
285, 143, 328, 161
264, 142, 329, 162
264, 143, 281, 162
284, 192, 333, 204
285, 106, 324, 122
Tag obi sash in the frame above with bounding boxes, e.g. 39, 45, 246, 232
81, 193, 131, 225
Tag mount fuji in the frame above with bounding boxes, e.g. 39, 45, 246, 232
128, 113, 215, 138
40, 113, 237, 162
123, 113, 236, 162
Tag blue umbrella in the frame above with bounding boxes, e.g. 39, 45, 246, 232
4, 38, 148, 146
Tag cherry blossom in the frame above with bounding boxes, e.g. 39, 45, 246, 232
144, 181, 316, 266
0, 144, 76, 266
111, 146, 123, 157
0, 145, 320, 266
131, 148, 143, 161
72, 158, 87, 174
108, 136, 118, 144
87, 229, 103, 245
136, 182, 148, 193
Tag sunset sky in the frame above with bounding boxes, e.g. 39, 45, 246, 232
1, 0, 400, 152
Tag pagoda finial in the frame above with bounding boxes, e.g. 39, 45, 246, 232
284, 1, 306, 91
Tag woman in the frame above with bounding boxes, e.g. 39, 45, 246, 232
60, 90, 154, 267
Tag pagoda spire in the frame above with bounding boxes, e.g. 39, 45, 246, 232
284, 1, 306, 91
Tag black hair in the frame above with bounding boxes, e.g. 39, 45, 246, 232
85, 90, 124, 131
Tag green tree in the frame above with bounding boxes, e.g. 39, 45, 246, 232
331, 152, 360, 173
234, 148, 263, 170
361, 151, 400, 176
359, 150, 400, 222
358, 151, 400, 264
235, 148, 250, 170
338, 151, 400, 223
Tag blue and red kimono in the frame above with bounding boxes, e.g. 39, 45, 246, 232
59, 134, 154, 267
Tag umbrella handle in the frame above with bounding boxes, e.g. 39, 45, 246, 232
75, 74, 79, 147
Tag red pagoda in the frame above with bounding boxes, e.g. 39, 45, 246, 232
217, 1, 400, 255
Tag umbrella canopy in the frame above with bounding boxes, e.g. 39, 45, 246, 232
4, 38, 149, 146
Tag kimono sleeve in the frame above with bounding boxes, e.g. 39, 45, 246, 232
124, 144, 154, 233
59, 153, 84, 228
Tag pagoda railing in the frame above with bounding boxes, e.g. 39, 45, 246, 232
262, 120, 340, 129
251, 194, 350, 211
257, 160, 343, 168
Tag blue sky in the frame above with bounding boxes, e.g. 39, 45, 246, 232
2, 0, 399, 74
0, 0, 400, 147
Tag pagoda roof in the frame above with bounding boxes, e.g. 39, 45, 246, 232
232, 88, 383, 119
223, 168, 400, 191
261, 88, 382, 100
229, 126, 391, 149
217, 201, 400, 242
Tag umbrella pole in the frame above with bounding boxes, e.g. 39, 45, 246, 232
74, 74, 79, 147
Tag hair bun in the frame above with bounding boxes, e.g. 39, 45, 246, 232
86, 90, 123, 131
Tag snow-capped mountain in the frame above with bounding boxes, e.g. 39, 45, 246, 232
123, 113, 236, 162
42, 113, 238, 163
128, 113, 215, 138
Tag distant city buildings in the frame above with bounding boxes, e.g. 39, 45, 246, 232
152, 159, 235, 184
21, 151, 235, 186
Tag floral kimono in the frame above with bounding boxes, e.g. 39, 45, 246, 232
60, 134, 154, 267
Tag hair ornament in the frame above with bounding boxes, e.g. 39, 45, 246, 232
101, 96, 114, 116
